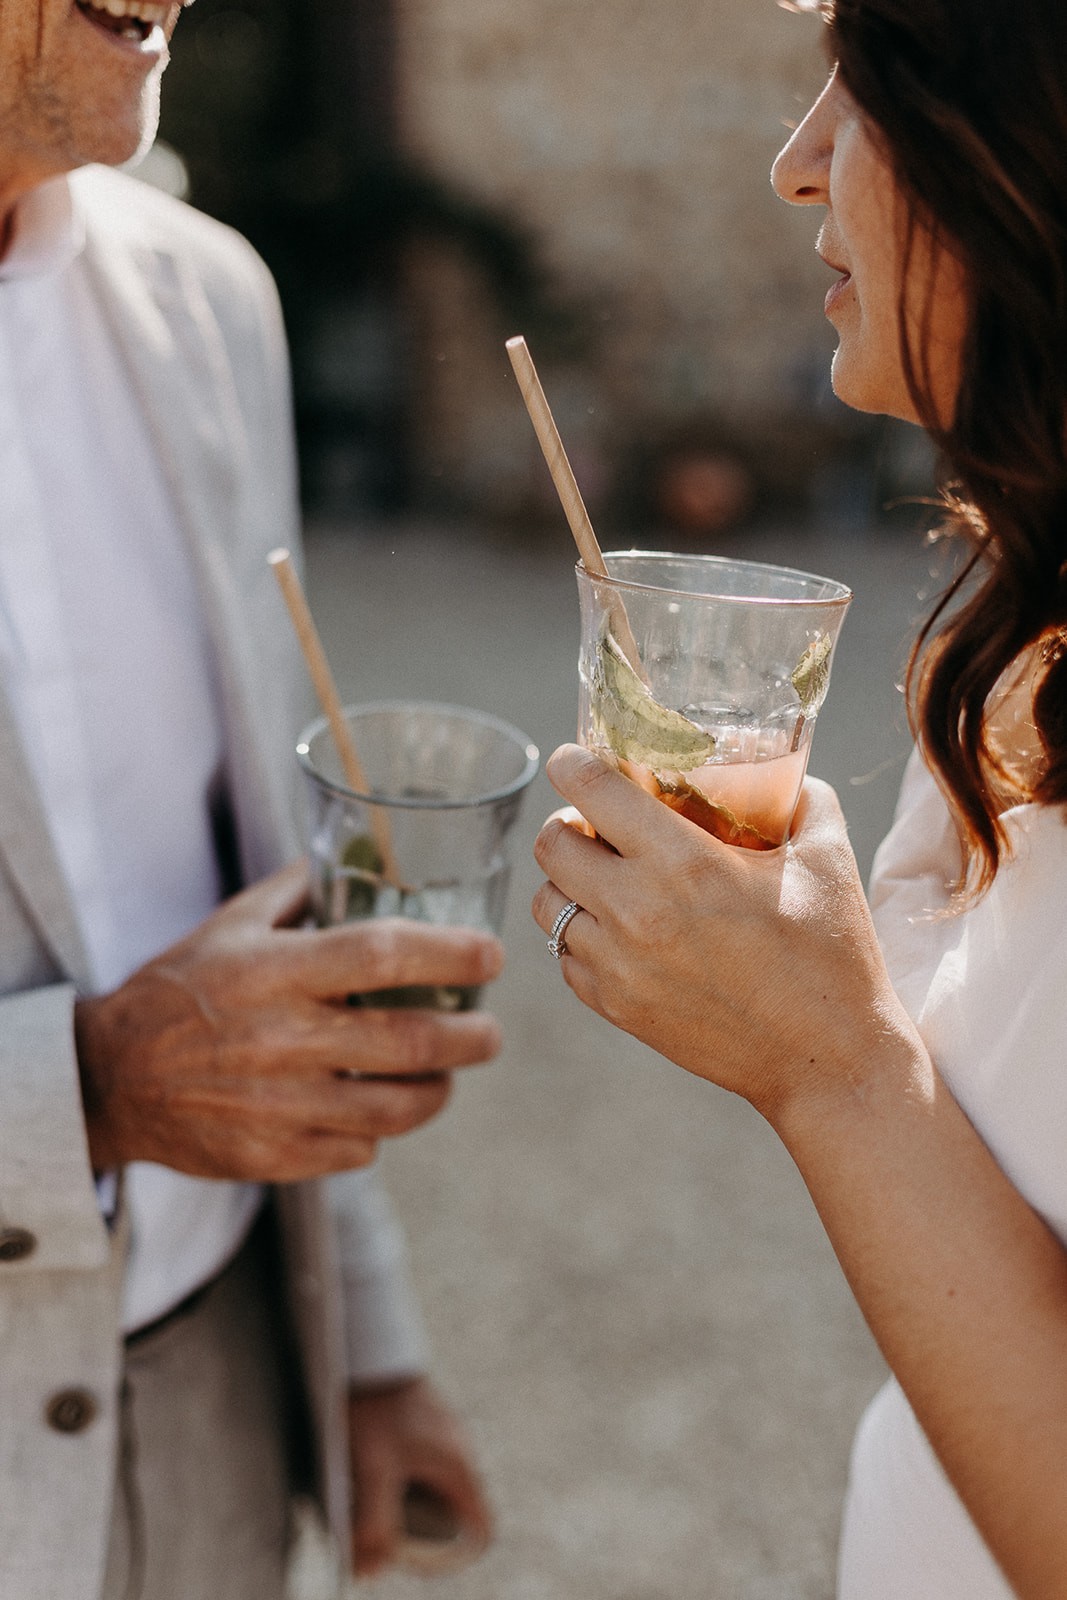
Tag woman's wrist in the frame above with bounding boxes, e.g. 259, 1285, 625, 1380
759, 1003, 935, 1161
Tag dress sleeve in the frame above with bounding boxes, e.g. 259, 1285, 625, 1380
866, 747, 964, 1020
915, 800, 1067, 1243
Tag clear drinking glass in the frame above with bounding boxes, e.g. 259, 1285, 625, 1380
298, 700, 540, 1009
576, 551, 851, 850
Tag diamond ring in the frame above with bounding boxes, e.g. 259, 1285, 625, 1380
547, 900, 582, 959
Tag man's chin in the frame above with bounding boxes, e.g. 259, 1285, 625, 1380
82, 66, 164, 173
120, 74, 163, 170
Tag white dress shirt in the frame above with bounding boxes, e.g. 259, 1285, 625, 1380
0, 175, 261, 1333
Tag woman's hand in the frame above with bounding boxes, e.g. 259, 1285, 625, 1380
532, 745, 911, 1127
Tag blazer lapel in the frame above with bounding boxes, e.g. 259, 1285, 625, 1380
0, 684, 93, 987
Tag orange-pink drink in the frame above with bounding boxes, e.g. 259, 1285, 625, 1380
615, 741, 809, 851
575, 552, 851, 851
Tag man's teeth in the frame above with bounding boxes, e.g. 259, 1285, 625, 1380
79, 0, 169, 24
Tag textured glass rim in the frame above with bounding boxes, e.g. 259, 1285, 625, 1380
578, 550, 852, 607
297, 699, 541, 810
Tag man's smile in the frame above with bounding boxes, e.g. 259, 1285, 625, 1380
72, 0, 169, 46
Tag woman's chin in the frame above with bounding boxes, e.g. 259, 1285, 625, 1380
830, 350, 919, 424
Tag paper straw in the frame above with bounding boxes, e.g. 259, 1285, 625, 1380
506, 335, 644, 672
268, 549, 402, 887
506, 336, 607, 575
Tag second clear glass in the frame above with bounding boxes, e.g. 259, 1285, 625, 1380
298, 700, 540, 1009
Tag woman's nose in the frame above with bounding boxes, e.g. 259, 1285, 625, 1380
771, 71, 836, 206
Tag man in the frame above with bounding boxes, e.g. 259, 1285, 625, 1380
0, 1, 498, 1595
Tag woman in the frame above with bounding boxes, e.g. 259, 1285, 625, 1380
532, 4, 1067, 1597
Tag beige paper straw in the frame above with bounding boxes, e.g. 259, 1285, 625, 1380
506, 335, 644, 672
268, 548, 402, 887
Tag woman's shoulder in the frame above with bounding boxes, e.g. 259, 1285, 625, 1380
870, 745, 1067, 910
983, 795, 1067, 917
868, 748, 962, 917
867, 748, 1067, 1018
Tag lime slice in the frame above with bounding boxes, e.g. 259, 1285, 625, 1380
341, 834, 385, 875
339, 833, 385, 919
593, 629, 716, 771
791, 633, 832, 714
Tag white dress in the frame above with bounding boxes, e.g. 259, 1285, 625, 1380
837, 749, 1067, 1599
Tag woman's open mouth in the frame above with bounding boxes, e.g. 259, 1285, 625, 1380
74, 0, 169, 45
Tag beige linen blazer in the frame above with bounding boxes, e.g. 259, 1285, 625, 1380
0, 165, 407, 1599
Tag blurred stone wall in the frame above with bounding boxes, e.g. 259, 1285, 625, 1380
391, 0, 869, 527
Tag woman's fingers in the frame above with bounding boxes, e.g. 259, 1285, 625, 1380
543, 745, 695, 858
532, 882, 598, 961
535, 747, 739, 928
789, 776, 856, 867
545, 803, 598, 838
533, 812, 617, 923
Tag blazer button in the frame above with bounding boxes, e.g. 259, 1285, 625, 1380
0, 1227, 37, 1262
46, 1389, 98, 1434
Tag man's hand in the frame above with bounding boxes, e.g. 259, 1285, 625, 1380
348, 1375, 493, 1580
75, 860, 504, 1179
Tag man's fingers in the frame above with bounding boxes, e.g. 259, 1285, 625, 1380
321, 1072, 454, 1140
323, 1006, 503, 1078
290, 918, 505, 1002
244, 992, 503, 1078
350, 1450, 403, 1579
412, 1463, 494, 1548
176, 1075, 454, 1179
215, 857, 311, 929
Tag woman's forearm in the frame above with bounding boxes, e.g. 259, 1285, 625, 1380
775, 1039, 1067, 1600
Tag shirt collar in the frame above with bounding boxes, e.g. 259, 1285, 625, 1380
0, 174, 85, 283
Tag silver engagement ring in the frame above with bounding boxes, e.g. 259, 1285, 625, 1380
548, 900, 582, 959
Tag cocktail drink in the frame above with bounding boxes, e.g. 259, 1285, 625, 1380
577, 552, 851, 849
298, 701, 539, 1008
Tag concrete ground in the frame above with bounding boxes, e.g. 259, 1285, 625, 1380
289, 510, 944, 1600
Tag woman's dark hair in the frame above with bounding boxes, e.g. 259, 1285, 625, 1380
801, 0, 1067, 892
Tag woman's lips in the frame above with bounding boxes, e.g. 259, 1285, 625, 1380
817, 246, 852, 317
824, 271, 852, 316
